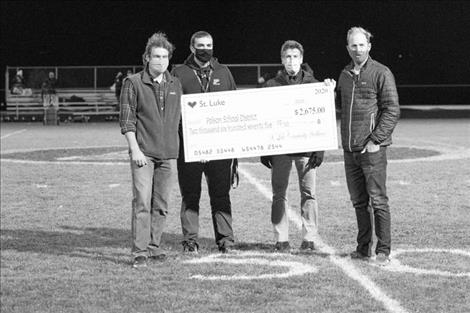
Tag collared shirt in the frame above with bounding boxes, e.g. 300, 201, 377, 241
287, 70, 303, 85
151, 74, 167, 111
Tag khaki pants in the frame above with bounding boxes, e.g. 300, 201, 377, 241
43, 94, 58, 108
271, 155, 319, 242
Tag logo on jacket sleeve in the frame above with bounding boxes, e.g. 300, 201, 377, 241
213, 79, 221, 86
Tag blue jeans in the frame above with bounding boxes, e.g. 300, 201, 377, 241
344, 147, 391, 256
130, 157, 176, 258
271, 155, 318, 242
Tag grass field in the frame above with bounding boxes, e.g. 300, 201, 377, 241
1, 119, 469, 313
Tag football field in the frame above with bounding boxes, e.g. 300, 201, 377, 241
1, 118, 469, 313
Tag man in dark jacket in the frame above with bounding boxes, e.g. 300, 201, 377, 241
41, 71, 58, 107
172, 31, 237, 254
120, 32, 182, 268
261, 40, 331, 252
336, 27, 400, 266
114, 71, 123, 111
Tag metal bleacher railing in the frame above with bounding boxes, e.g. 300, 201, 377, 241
5, 64, 280, 91
4, 65, 470, 121
3, 64, 283, 120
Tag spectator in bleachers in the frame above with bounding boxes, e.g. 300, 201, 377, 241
41, 71, 58, 108
114, 71, 123, 111
10, 69, 25, 95
257, 72, 275, 88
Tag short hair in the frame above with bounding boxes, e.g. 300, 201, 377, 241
280, 40, 304, 57
190, 31, 212, 47
347, 27, 373, 44
142, 32, 175, 64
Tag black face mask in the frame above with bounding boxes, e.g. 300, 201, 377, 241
194, 49, 213, 63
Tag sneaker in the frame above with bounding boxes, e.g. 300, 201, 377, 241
299, 241, 315, 251
350, 251, 370, 260
132, 255, 148, 268
373, 253, 390, 266
149, 253, 166, 261
219, 246, 230, 254
274, 241, 291, 252
182, 241, 199, 254
218, 244, 234, 254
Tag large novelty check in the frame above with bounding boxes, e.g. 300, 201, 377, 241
181, 83, 338, 162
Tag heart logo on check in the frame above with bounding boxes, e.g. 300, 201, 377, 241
187, 101, 197, 108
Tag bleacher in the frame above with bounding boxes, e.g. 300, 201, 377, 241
4, 65, 468, 122
3, 89, 118, 122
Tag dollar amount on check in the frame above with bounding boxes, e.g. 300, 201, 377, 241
181, 83, 338, 162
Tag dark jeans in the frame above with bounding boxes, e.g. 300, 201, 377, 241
130, 158, 176, 258
344, 147, 391, 256
177, 159, 234, 248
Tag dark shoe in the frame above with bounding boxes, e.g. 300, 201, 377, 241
299, 241, 315, 251
149, 253, 166, 261
132, 255, 147, 268
372, 253, 390, 266
182, 241, 199, 254
218, 245, 232, 254
350, 251, 370, 260
274, 241, 291, 252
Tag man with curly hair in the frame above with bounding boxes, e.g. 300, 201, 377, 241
120, 32, 182, 268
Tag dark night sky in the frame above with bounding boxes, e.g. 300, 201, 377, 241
1, 0, 470, 85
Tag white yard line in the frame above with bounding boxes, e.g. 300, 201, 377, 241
238, 166, 409, 313
1, 145, 127, 154
186, 254, 318, 280
386, 248, 470, 278
0, 129, 27, 140
0, 159, 128, 166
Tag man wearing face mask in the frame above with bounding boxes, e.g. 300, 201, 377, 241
120, 32, 182, 268
172, 31, 237, 254
260, 40, 335, 252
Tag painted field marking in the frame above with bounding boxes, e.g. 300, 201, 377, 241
184, 252, 317, 280
0, 145, 127, 155
382, 248, 470, 278
397, 138, 470, 150
0, 129, 27, 140
0, 159, 129, 166
238, 166, 409, 313
1, 142, 469, 165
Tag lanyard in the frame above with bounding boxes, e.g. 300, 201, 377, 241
193, 69, 212, 93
